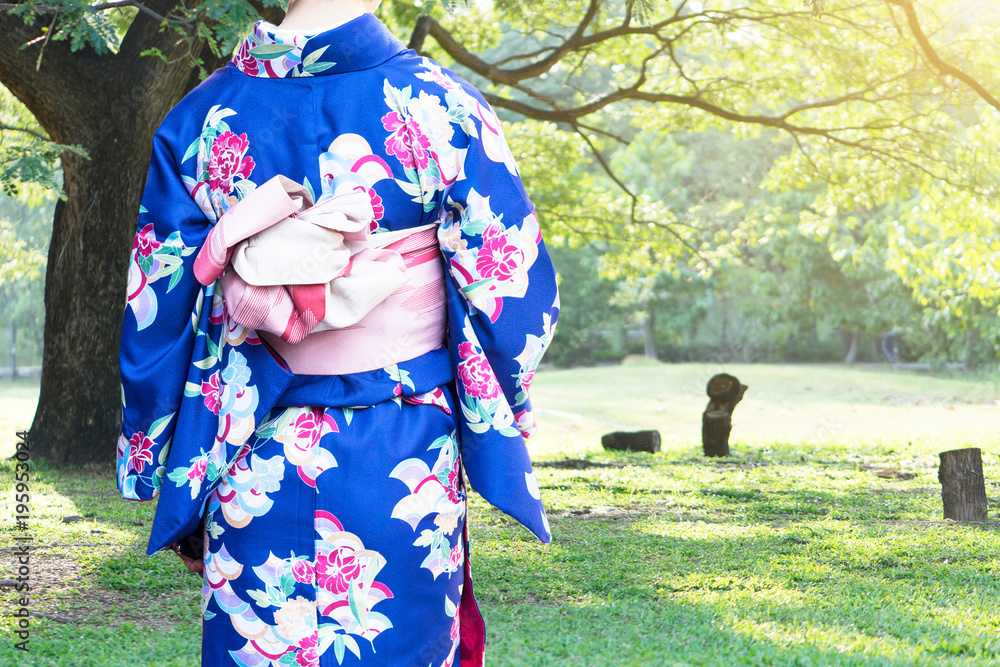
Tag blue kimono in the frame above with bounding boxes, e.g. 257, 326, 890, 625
116, 13, 559, 667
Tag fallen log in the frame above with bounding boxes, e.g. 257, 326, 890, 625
601, 430, 661, 454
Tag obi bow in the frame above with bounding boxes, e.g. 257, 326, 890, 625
193, 175, 409, 344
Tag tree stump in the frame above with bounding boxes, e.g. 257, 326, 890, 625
702, 373, 748, 457
601, 430, 661, 454
938, 448, 987, 521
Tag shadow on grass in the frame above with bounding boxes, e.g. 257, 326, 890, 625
0, 461, 202, 666
472, 508, 1000, 666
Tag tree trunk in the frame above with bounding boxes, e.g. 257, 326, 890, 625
843, 329, 860, 364
7, 318, 16, 380
701, 373, 747, 457
30, 139, 151, 463
702, 411, 731, 457
938, 448, 987, 522
0, 3, 242, 463
643, 303, 657, 359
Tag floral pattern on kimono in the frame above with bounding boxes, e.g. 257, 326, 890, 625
118, 13, 558, 667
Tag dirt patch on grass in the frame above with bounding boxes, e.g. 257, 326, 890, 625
2, 549, 197, 631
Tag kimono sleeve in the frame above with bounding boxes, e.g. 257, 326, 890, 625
117, 129, 209, 501
436, 91, 560, 541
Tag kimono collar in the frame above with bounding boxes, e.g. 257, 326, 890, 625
231, 13, 407, 79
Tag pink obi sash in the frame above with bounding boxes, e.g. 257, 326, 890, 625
193, 175, 446, 375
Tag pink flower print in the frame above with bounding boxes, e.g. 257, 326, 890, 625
291, 559, 314, 585
428, 69, 461, 91
476, 223, 523, 282
449, 543, 462, 569
381, 111, 432, 170
368, 187, 384, 222
208, 131, 255, 195
127, 432, 154, 474
445, 468, 461, 504
519, 369, 535, 391
201, 372, 222, 415
233, 40, 260, 77
187, 457, 208, 483
457, 342, 501, 401
295, 632, 319, 667
133, 223, 162, 258
316, 549, 362, 595
292, 408, 325, 447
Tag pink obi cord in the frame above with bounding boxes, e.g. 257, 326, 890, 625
194, 175, 447, 375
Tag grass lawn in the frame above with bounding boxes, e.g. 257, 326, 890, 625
3, 362, 1000, 665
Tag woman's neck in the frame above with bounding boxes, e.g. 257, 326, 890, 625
276, 0, 367, 32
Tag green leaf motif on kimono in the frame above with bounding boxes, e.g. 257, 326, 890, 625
302, 46, 328, 67
152, 466, 165, 490
460, 215, 490, 237
382, 80, 412, 115
233, 179, 257, 201
190, 288, 205, 333
460, 396, 482, 424
182, 136, 200, 164
246, 587, 277, 609
302, 175, 316, 205
136, 253, 154, 275
279, 571, 296, 598
302, 51, 337, 75
192, 357, 216, 370
397, 367, 415, 391
207, 515, 224, 540
202, 609, 215, 621
445, 595, 457, 617
344, 635, 361, 659
166, 467, 190, 486
343, 407, 353, 425
184, 381, 203, 396
167, 265, 184, 292
461, 277, 496, 301
148, 412, 174, 440
277, 651, 297, 666
205, 334, 219, 361
347, 582, 367, 631
333, 634, 346, 665
204, 105, 237, 131
428, 434, 449, 451
249, 43, 295, 59
413, 529, 434, 548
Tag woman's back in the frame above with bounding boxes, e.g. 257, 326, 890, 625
164, 15, 527, 237
118, 12, 559, 665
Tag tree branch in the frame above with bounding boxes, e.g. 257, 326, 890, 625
0, 1, 193, 28
0, 121, 47, 140
884, 0, 1000, 113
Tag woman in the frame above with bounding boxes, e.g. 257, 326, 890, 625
115, 1, 559, 665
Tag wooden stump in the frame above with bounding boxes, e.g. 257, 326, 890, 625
938, 448, 987, 521
702, 411, 732, 457
702, 374, 748, 458
601, 430, 661, 454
